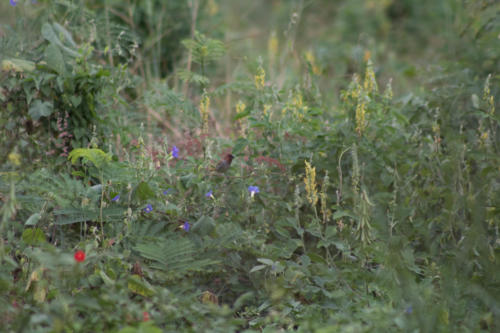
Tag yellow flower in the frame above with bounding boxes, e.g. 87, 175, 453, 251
304, 160, 318, 207
8, 152, 21, 166
305, 50, 321, 75
355, 98, 366, 135
207, 0, 219, 16
363, 59, 378, 94
263, 104, 271, 116
236, 100, 246, 114
254, 66, 266, 90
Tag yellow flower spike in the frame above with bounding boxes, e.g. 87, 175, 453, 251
254, 66, 266, 90
363, 59, 378, 94
236, 100, 246, 114
355, 98, 366, 136
304, 160, 318, 207
263, 104, 271, 117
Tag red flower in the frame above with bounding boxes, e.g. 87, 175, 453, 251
142, 311, 150, 322
74, 250, 85, 262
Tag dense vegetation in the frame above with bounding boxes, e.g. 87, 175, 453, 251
1, 1, 499, 332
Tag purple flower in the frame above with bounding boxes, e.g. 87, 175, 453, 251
163, 189, 172, 195
405, 306, 413, 314
182, 221, 190, 231
111, 194, 120, 202
143, 204, 153, 213
171, 146, 179, 159
10, 0, 18, 6
248, 185, 260, 197
205, 190, 213, 198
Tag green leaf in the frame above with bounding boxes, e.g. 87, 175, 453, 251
192, 215, 216, 236
135, 181, 155, 201
471, 94, 480, 109
257, 258, 274, 266
29, 100, 54, 121
134, 240, 219, 278
127, 275, 155, 297
233, 292, 255, 310
232, 137, 247, 155
233, 109, 250, 121
119, 323, 162, 333
22, 228, 46, 245
45, 43, 66, 75
249, 265, 266, 273
177, 69, 209, 85
332, 210, 354, 220
1, 58, 35, 72
99, 270, 115, 286
25, 213, 42, 226
68, 148, 111, 168
53, 207, 124, 225
181, 32, 225, 64
41, 22, 79, 57
69, 95, 82, 107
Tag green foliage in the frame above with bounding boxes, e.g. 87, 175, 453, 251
1, 1, 499, 332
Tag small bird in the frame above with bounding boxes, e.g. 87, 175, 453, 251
215, 153, 234, 173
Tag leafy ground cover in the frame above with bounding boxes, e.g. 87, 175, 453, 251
1, 1, 499, 332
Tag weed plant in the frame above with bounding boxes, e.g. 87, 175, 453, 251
0, 0, 499, 332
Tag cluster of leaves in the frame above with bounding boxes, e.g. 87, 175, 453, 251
0, 19, 133, 168
1, 0, 500, 332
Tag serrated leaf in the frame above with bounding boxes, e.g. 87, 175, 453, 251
22, 228, 46, 245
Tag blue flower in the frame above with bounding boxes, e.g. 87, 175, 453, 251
182, 221, 190, 231
248, 185, 260, 197
111, 194, 120, 202
143, 204, 153, 213
405, 306, 413, 314
10, 0, 18, 6
205, 190, 213, 198
163, 189, 172, 195
171, 145, 179, 159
